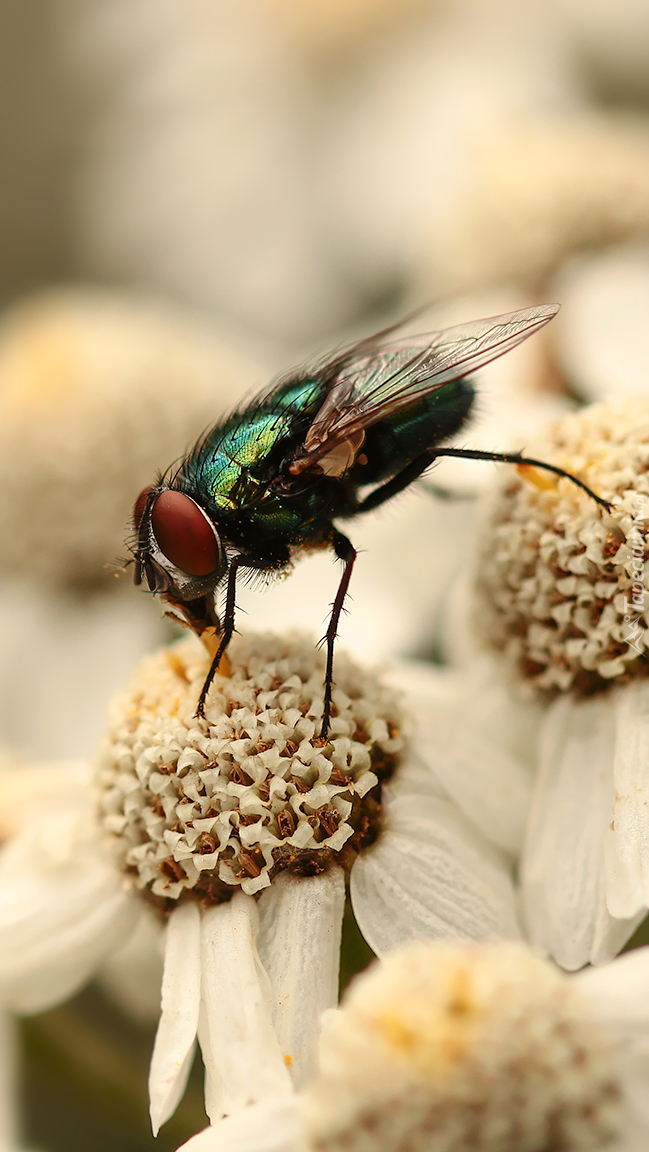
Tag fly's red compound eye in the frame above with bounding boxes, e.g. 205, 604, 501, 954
150, 490, 221, 576
133, 485, 156, 530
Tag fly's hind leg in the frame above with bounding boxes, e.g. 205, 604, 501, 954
355, 447, 612, 515
355, 452, 438, 514
429, 447, 612, 511
319, 529, 357, 741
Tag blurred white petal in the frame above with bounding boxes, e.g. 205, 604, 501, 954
98, 905, 164, 1023
0, 792, 138, 1013
149, 903, 201, 1137
257, 868, 345, 1086
576, 947, 649, 1032
391, 660, 533, 855
176, 1098, 303, 1152
0, 583, 163, 762
238, 487, 469, 663
554, 245, 649, 402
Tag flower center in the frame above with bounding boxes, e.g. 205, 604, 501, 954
96, 632, 402, 909
305, 942, 622, 1152
476, 398, 649, 696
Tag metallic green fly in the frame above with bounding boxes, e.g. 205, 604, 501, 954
132, 304, 610, 738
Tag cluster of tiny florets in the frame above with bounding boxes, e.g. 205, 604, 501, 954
476, 398, 649, 695
96, 633, 402, 906
305, 941, 621, 1152
0, 288, 256, 586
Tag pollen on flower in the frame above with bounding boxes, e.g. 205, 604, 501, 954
476, 398, 649, 695
304, 941, 621, 1152
96, 632, 402, 906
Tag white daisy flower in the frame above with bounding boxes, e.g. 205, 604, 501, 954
178, 939, 649, 1152
0, 631, 521, 1138
474, 396, 649, 969
304, 939, 649, 1152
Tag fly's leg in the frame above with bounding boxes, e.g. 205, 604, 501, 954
356, 448, 612, 515
429, 448, 612, 511
320, 529, 357, 741
195, 545, 291, 720
355, 453, 437, 513
196, 555, 244, 720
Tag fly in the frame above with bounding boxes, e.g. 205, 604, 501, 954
131, 304, 611, 739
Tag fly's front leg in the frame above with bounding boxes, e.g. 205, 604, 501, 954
196, 545, 291, 720
196, 555, 244, 720
320, 529, 357, 741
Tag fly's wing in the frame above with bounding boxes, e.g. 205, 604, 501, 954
298, 303, 559, 462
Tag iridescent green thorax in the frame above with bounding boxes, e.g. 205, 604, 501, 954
175, 377, 338, 545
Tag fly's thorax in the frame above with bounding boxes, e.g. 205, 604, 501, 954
96, 632, 403, 912
180, 427, 343, 545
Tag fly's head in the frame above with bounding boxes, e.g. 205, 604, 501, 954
132, 485, 227, 611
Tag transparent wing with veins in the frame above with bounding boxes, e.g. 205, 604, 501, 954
297, 303, 558, 466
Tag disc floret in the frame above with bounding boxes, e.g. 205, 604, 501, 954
476, 398, 649, 695
97, 633, 403, 907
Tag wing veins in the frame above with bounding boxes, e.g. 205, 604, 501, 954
301, 304, 559, 457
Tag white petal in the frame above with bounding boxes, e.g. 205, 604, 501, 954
415, 720, 532, 856
605, 683, 649, 919
521, 694, 620, 971
99, 906, 164, 1023
388, 663, 535, 853
383, 752, 447, 804
575, 946, 649, 1032
149, 902, 201, 1136
176, 1098, 303, 1152
0, 829, 138, 1014
384, 660, 460, 710
257, 868, 345, 1086
589, 885, 644, 967
199, 892, 291, 1121
351, 795, 521, 954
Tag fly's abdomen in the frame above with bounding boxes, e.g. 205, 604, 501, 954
359, 377, 475, 483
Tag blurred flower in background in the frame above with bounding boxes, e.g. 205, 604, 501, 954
179, 939, 649, 1151
0, 286, 263, 762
